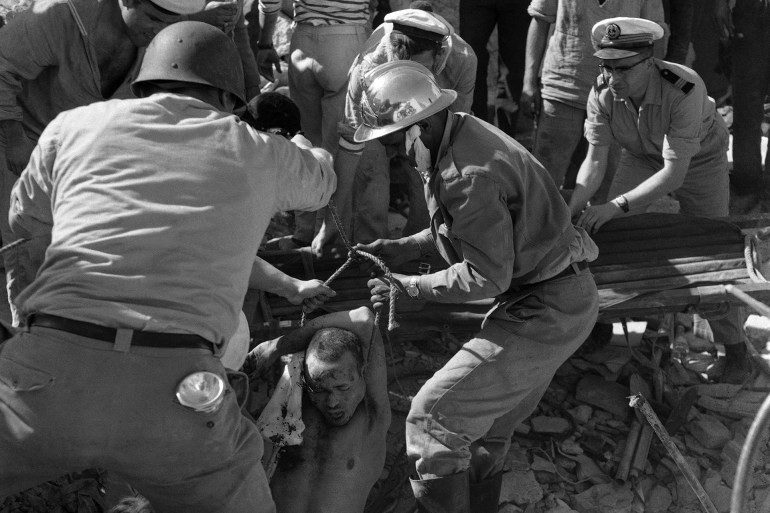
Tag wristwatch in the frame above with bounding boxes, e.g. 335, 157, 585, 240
257, 41, 274, 50
406, 276, 420, 298
613, 194, 630, 213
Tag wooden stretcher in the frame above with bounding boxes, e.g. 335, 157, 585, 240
245, 213, 770, 340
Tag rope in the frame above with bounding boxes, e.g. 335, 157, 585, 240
301, 200, 399, 331
0, 238, 28, 256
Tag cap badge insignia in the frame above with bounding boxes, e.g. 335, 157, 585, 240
606, 23, 621, 40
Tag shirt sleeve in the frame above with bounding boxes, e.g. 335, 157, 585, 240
258, 0, 282, 14
269, 136, 337, 213
0, 5, 59, 122
584, 87, 616, 146
527, 0, 558, 23
418, 173, 514, 302
662, 89, 703, 160
9, 116, 57, 241
450, 48, 477, 114
337, 57, 367, 154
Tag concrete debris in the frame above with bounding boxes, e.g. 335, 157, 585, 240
531, 416, 572, 436
567, 405, 593, 425
687, 414, 732, 449
575, 375, 630, 419
500, 469, 544, 506
572, 483, 637, 513
702, 469, 732, 513
644, 485, 673, 513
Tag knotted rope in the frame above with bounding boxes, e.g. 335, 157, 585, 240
300, 200, 399, 331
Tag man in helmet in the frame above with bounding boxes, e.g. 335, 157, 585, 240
0, 21, 335, 513
0, 0, 206, 326
310, 6, 477, 257
568, 17, 751, 384
356, 60, 599, 513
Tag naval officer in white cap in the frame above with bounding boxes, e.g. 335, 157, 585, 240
568, 16, 751, 384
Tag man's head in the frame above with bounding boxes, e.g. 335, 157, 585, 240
303, 328, 366, 427
592, 17, 664, 101
131, 21, 246, 112
355, 61, 455, 175
120, 0, 205, 48
245, 92, 302, 137
385, 9, 452, 74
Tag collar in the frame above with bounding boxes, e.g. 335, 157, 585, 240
432, 111, 455, 178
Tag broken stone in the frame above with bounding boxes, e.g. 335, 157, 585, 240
531, 455, 557, 474
531, 416, 572, 436
498, 503, 524, 513
745, 314, 770, 346
688, 414, 731, 449
500, 469, 544, 506
544, 497, 578, 513
645, 485, 672, 513
568, 405, 593, 425
703, 469, 732, 513
573, 482, 636, 513
559, 438, 584, 456
576, 375, 630, 419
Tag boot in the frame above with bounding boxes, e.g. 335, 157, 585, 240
722, 342, 753, 384
411, 471, 470, 513
469, 472, 503, 513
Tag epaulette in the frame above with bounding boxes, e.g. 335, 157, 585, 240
660, 68, 694, 94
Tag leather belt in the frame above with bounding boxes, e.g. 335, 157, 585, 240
549, 260, 589, 281
28, 313, 214, 352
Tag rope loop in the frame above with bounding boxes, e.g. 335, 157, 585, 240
300, 201, 400, 330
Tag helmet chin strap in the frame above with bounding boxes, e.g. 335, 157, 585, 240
405, 125, 432, 182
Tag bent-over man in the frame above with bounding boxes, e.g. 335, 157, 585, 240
568, 17, 751, 384
357, 61, 599, 513
0, 22, 335, 513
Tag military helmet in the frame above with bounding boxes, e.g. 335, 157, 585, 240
132, 21, 246, 108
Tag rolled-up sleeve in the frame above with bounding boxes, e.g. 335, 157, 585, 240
527, 0, 557, 23
0, 6, 57, 122
418, 173, 513, 302
662, 91, 703, 160
258, 0, 282, 14
337, 59, 367, 153
584, 88, 615, 146
271, 136, 336, 212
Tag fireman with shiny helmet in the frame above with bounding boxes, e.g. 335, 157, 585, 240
356, 60, 599, 513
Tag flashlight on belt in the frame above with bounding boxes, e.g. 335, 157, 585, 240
176, 371, 226, 413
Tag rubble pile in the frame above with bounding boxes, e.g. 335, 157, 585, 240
378, 314, 770, 513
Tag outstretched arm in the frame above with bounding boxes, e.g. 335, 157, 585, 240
249, 256, 335, 311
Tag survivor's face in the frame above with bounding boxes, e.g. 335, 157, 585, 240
121, 0, 181, 48
304, 351, 366, 427
599, 54, 651, 101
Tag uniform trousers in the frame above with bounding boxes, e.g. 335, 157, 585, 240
406, 270, 598, 480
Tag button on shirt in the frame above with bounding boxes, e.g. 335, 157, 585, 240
585, 59, 729, 172
410, 113, 598, 302
10, 93, 335, 347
